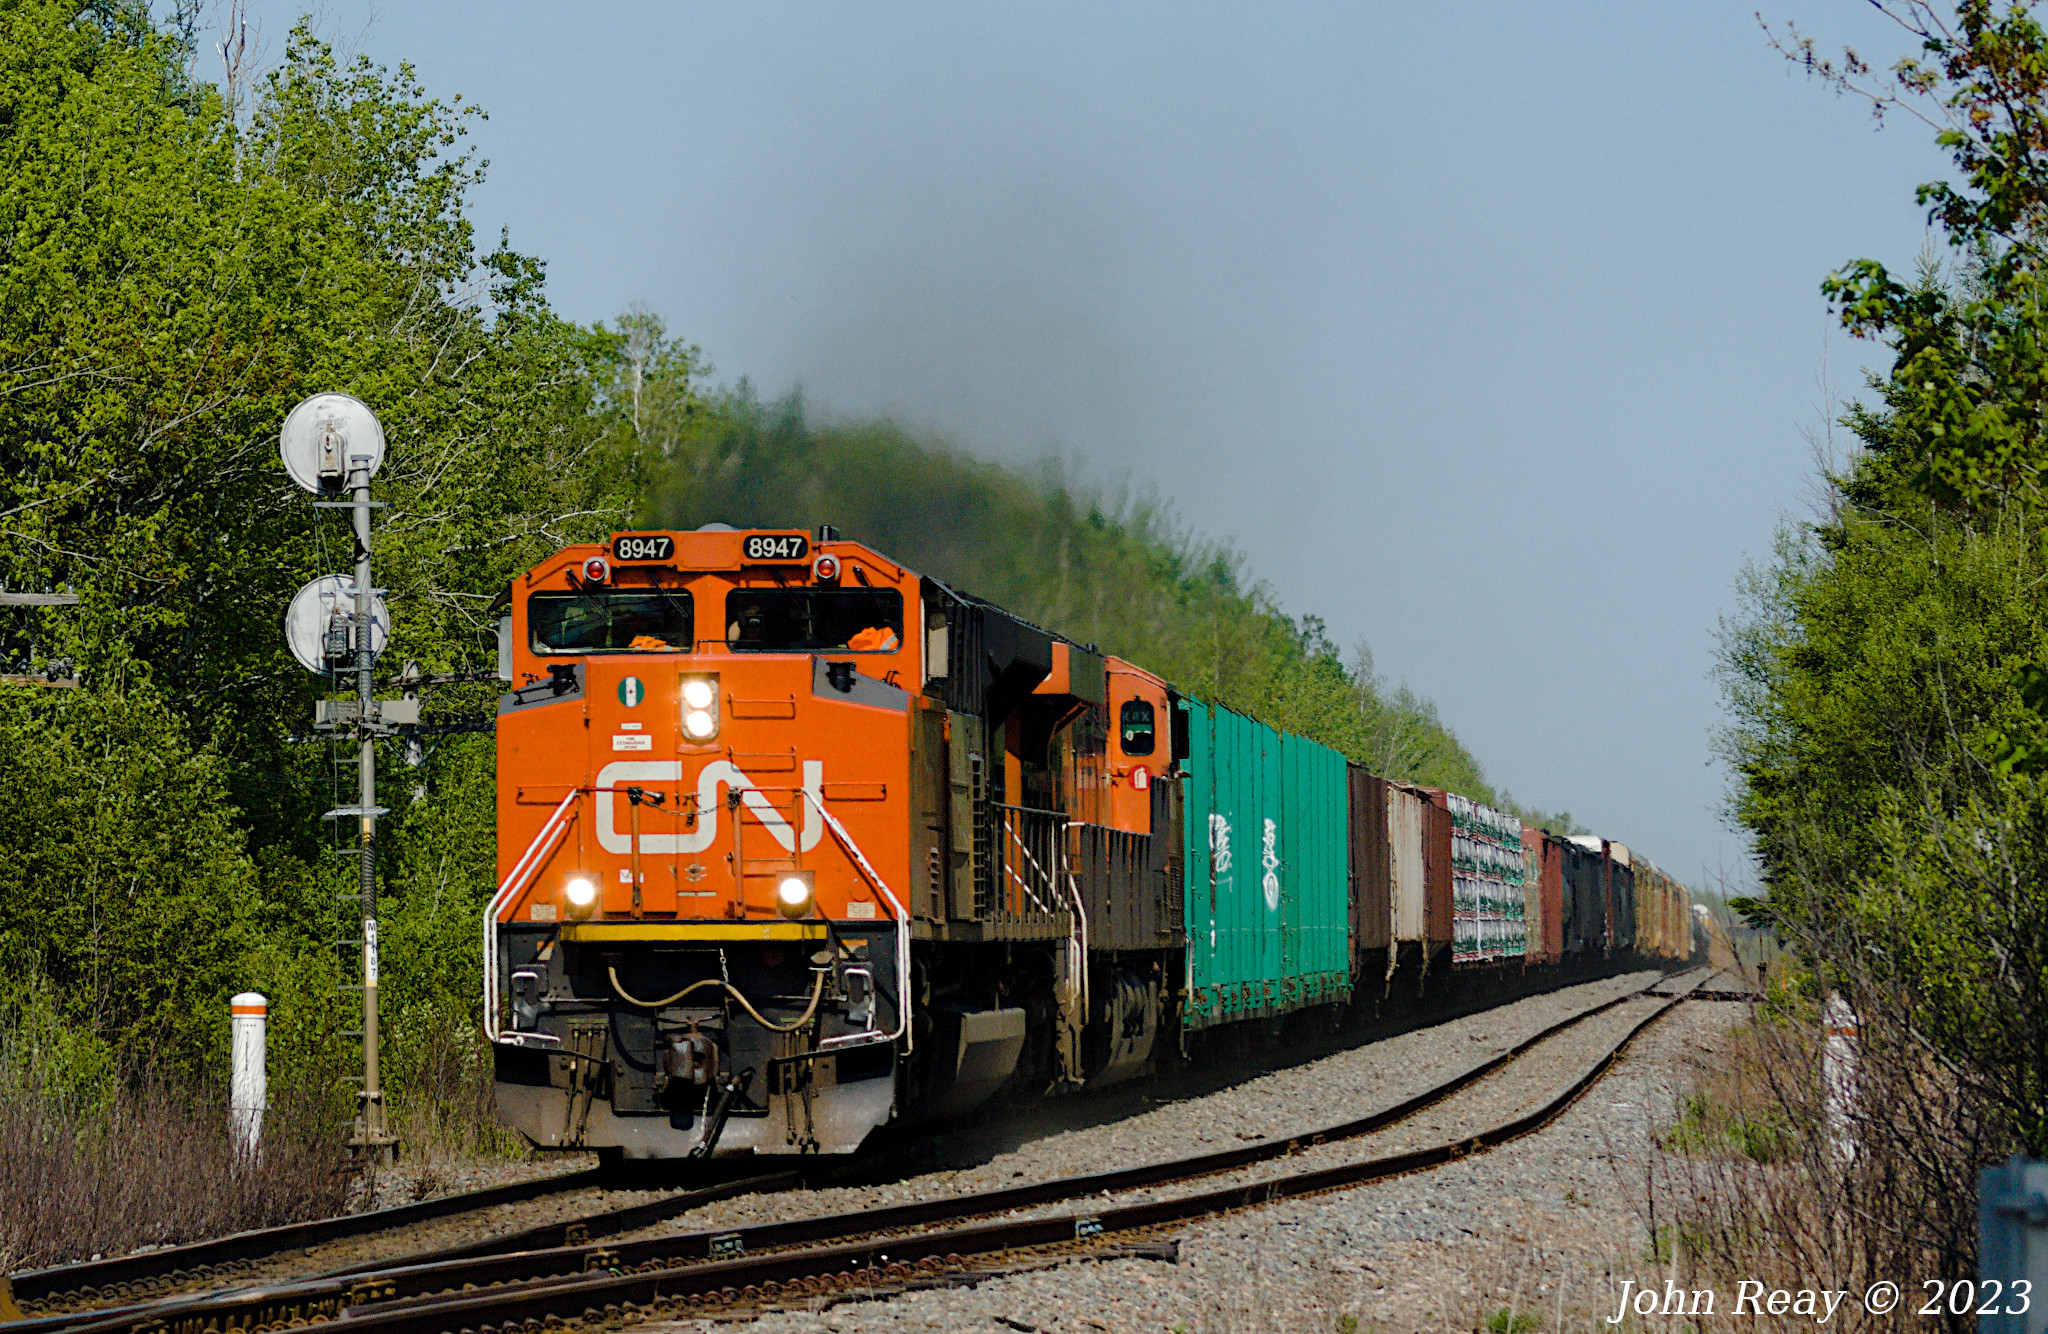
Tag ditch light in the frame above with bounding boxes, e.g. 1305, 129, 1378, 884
777, 870, 815, 919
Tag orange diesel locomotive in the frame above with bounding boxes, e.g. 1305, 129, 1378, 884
486, 525, 1689, 1161
488, 524, 1174, 1159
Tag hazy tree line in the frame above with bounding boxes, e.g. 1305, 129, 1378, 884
0, 2, 1550, 1120
636, 367, 1565, 810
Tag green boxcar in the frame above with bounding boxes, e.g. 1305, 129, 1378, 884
1178, 697, 1351, 1030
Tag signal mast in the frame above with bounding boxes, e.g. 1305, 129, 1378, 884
280, 392, 409, 1161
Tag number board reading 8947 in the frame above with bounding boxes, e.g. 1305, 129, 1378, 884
742, 533, 810, 562
611, 534, 674, 562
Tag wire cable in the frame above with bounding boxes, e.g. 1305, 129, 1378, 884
607, 966, 827, 1033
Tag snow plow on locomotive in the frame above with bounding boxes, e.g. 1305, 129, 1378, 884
486, 526, 1691, 1160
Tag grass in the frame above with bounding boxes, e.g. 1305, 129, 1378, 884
0, 979, 572, 1267
0, 1065, 351, 1271
1658, 1091, 1801, 1164
372, 1023, 531, 1206
1652, 996, 1816, 1168
1639, 996, 1999, 1332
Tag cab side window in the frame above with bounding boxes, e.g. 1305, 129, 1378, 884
1118, 698, 1156, 756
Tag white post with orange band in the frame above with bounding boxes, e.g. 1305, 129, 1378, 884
1824, 992, 1858, 1165
230, 992, 267, 1157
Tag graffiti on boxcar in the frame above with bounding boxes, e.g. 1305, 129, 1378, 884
1262, 817, 1281, 911
1210, 812, 1233, 877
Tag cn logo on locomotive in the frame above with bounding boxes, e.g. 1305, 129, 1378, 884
594, 758, 825, 855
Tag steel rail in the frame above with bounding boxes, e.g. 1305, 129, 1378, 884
3, 1168, 606, 1311
318, 1170, 798, 1277
4, 1172, 796, 1334
216, 970, 1715, 1334
30, 967, 1711, 1334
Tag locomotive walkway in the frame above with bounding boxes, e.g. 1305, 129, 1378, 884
2, 967, 1726, 1334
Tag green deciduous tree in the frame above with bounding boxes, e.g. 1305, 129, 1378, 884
0, 683, 260, 1063
1732, 1, 2048, 1153
0, 1, 629, 1084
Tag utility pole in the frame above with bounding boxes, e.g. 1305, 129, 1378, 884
281, 392, 398, 1163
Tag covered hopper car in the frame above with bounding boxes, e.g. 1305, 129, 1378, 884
486, 526, 1692, 1160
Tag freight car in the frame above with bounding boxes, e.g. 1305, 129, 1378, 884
485, 526, 1691, 1160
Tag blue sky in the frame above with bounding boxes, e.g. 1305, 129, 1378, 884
214, 3, 1946, 888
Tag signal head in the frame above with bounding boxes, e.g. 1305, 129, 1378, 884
283, 574, 390, 675
280, 392, 384, 494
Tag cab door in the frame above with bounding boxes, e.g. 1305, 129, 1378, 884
1105, 662, 1168, 835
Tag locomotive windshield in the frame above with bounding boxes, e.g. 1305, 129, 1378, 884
1119, 699, 1156, 755
725, 588, 903, 652
529, 590, 693, 653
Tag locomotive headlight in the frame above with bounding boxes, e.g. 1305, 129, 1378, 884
563, 876, 598, 917
776, 871, 815, 919
680, 674, 719, 741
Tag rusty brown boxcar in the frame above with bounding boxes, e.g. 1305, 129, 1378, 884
1347, 767, 1392, 978
1520, 825, 1547, 962
1540, 833, 1566, 960
1421, 789, 1453, 953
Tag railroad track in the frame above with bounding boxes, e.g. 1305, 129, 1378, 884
14, 966, 1720, 1334
1, 1166, 613, 1318
0, 1170, 801, 1330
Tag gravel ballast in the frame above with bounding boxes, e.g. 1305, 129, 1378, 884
648, 995, 1738, 1334
41, 968, 1689, 1327
189, 970, 1674, 1296
608, 971, 1673, 1244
